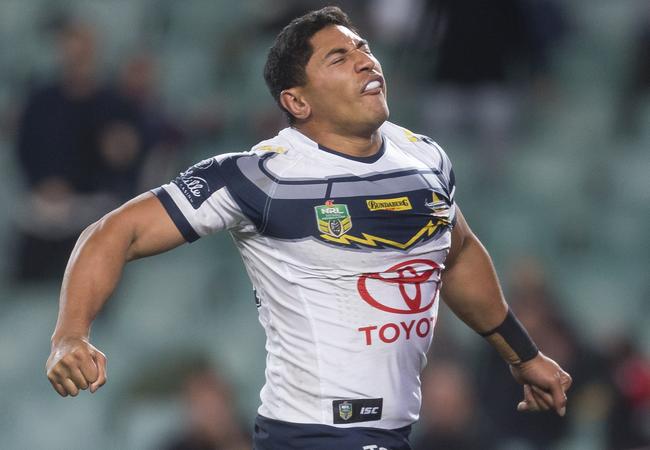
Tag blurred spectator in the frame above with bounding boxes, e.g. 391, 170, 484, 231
416, 0, 567, 181
604, 337, 650, 449
259, 0, 369, 34
367, 0, 424, 46
365, 0, 426, 83
412, 359, 482, 450
615, 6, 650, 137
475, 257, 603, 450
163, 366, 250, 450
114, 52, 185, 192
12, 20, 150, 281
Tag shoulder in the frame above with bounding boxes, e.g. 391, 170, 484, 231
210, 128, 298, 166
178, 130, 298, 199
215, 130, 304, 185
380, 121, 445, 152
380, 121, 453, 171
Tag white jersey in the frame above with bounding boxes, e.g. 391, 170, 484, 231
153, 121, 456, 430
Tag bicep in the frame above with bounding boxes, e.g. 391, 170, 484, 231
104, 192, 185, 261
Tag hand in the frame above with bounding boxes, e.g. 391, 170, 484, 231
509, 352, 572, 416
46, 336, 107, 397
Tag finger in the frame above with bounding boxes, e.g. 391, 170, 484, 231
530, 385, 554, 411
79, 354, 99, 385
47, 364, 68, 385
517, 400, 529, 412
49, 378, 68, 397
549, 373, 569, 416
560, 371, 573, 391
89, 351, 107, 393
54, 382, 67, 397
524, 384, 541, 412
68, 367, 89, 390
62, 378, 80, 397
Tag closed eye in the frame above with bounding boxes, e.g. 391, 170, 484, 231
324, 38, 371, 64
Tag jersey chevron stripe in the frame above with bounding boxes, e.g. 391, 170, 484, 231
320, 219, 443, 250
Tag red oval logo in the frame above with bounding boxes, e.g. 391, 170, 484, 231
357, 259, 441, 314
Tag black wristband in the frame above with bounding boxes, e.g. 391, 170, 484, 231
480, 309, 539, 365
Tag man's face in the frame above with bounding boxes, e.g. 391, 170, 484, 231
300, 25, 388, 134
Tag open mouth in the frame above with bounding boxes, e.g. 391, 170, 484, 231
362, 76, 384, 94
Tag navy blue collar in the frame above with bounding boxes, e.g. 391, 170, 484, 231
317, 137, 385, 164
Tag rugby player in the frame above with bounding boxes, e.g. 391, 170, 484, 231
46, 7, 572, 450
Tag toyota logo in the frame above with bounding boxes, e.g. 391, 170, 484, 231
357, 259, 441, 314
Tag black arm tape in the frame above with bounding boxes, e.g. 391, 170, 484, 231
480, 309, 539, 365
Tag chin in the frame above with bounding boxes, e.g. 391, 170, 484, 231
379, 105, 390, 122
368, 105, 390, 128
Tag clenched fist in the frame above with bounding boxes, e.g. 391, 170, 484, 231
46, 336, 107, 397
510, 351, 572, 416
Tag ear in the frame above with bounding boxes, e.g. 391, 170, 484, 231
280, 88, 311, 121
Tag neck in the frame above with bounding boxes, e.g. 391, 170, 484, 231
294, 122, 383, 158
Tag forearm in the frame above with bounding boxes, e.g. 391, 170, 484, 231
442, 208, 539, 366
52, 213, 133, 341
46, 193, 184, 397
441, 232, 508, 333
442, 226, 571, 414
51, 193, 184, 343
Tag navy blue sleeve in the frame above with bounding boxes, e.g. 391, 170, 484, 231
151, 156, 253, 241
152, 187, 200, 242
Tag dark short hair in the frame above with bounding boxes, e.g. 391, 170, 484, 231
263, 6, 356, 124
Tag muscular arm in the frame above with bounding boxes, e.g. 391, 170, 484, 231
46, 192, 185, 396
441, 206, 572, 416
441, 207, 508, 333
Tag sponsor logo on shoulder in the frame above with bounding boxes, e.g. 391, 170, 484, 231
402, 127, 438, 147
366, 196, 412, 212
333, 398, 383, 424
402, 127, 420, 142
173, 158, 215, 208
180, 176, 208, 198
255, 144, 287, 154
315, 200, 352, 237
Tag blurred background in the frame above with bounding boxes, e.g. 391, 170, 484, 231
0, 0, 648, 449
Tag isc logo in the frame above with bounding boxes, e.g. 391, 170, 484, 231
360, 406, 380, 415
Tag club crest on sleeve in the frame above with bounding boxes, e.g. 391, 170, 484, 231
424, 192, 451, 225
314, 200, 352, 238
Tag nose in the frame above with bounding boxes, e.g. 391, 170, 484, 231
354, 49, 376, 73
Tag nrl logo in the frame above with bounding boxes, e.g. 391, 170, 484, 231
315, 200, 352, 238
338, 401, 353, 421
